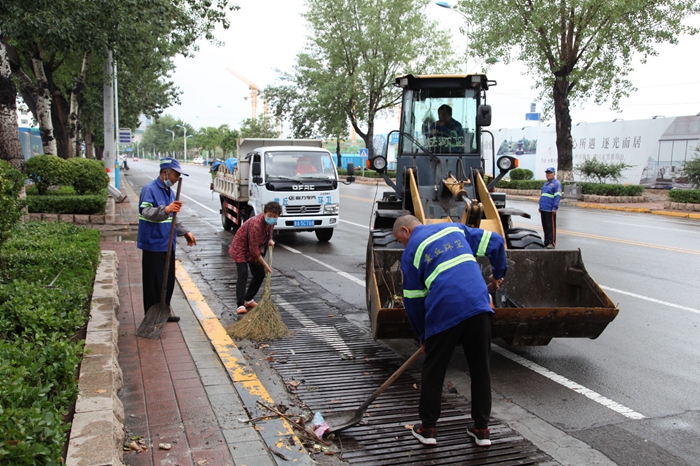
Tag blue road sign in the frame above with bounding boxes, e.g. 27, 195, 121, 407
359, 148, 368, 158
118, 128, 132, 144
525, 113, 541, 121
389, 133, 399, 144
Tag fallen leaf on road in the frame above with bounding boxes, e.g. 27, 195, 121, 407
94, 389, 106, 393
129, 441, 142, 451
158, 443, 172, 450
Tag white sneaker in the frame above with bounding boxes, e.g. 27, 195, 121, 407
236, 305, 247, 315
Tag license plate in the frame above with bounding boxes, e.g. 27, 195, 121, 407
294, 220, 315, 227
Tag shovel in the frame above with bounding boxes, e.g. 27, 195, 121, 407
324, 347, 423, 435
136, 179, 183, 339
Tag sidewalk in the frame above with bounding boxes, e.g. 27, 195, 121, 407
106, 178, 312, 466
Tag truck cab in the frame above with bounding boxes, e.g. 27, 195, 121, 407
215, 139, 341, 242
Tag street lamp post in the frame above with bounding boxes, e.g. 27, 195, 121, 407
176, 124, 188, 164
165, 129, 175, 158
436, 1, 470, 73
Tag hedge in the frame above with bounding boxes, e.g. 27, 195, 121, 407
496, 179, 645, 196
0, 221, 100, 465
668, 189, 700, 204
0, 160, 25, 249
27, 188, 107, 215
338, 168, 397, 179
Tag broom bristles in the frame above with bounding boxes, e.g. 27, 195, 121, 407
227, 249, 290, 341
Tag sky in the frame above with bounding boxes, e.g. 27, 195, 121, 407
164, 0, 700, 136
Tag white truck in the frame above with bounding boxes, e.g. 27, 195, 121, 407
213, 138, 343, 242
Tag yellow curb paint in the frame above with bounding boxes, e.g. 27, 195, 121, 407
651, 210, 689, 218
689, 213, 700, 220
174, 262, 304, 444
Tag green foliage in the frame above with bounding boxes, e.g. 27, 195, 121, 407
580, 183, 644, 197
239, 116, 280, 139
25, 155, 67, 195
681, 151, 700, 188
0, 160, 26, 248
574, 158, 633, 184
64, 158, 109, 194
496, 180, 543, 190
509, 168, 534, 180
26, 190, 107, 215
277, 0, 458, 155
668, 189, 700, 204
0, 221, 99, 464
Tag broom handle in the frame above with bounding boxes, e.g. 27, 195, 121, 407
160, 179, 183, 305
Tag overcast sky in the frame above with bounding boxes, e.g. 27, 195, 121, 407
164, 0, 700, 135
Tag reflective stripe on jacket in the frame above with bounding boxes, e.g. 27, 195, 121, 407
539, 179, 562, 211
137, 178, 182, 252
400, 223, 506, 343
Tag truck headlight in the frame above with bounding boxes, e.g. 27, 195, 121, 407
323, 203, 339, 214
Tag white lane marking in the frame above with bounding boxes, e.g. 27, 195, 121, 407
492, 346, 646, 420
602, 220, 695, 232
274, 295, 353, 358
601, 286, 700, 315
277, 243, 365, 286
340, 219, 369, 229
180, 193, 218, 214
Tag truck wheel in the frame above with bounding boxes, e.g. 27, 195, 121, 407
315, 228, 333, 242
221, 201, 234, 231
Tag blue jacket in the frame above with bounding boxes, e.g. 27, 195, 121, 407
539, 179, 562, 211
400, 223, 507, 343
137, 178, 188, 252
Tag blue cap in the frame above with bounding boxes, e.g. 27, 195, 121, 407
545, 167, 556, 173
159, 157, 188, 176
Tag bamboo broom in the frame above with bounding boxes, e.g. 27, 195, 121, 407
226, 248, 290, 341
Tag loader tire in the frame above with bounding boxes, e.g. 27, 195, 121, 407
505, 228, 544, 249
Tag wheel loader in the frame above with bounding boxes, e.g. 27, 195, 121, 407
365, 74, 618, 346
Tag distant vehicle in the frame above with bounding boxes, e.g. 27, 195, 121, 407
133, 157, 138, 161
193, 156, 204, 165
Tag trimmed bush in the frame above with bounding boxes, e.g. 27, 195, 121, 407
681, 152, 700, 188
509, 168, 534, 180
25, 155, 67, 195
0, 160, 26, 248
27, 189, 107, 215
65, 158, 109, 194
0, 221, 100, 464
574, 158, 633, 184
668, 189, 700, 204
580, 183, 644, 197
496, 179, 543, 190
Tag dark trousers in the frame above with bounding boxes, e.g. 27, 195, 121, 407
236, 261, 266, 306
142, 250, 176, 314
540, 210, 557, 247
420, 312, 492, 429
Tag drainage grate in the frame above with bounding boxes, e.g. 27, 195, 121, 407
185, 233, 555, 465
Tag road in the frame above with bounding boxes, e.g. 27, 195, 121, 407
125, 159, 700, 465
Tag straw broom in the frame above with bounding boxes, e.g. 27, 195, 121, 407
226, 248, 290, 341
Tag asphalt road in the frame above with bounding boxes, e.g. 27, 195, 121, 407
125, 159, 700, 465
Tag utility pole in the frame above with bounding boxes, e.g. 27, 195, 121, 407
103, 49, 116, 186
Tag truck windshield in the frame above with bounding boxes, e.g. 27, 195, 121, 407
400, 88, 478, 155
264, 151, 337, 181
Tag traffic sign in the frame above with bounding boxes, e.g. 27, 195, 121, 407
118, 128, 132, 144
389, 133, 399, 144
525, 113, 541, 121
359, 148, 368, 158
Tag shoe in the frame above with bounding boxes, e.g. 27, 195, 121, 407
546, 244, 555, 249
244, 300, 257, 309
411, 423, 437, 445
467, 424, 491, 446
236, 306, 247, 315
167, 315, 180, 322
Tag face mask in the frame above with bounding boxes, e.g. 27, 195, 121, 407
163, 179, 172, 188
265, 216, 277, 225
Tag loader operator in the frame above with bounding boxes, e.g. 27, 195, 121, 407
393, 215, 506, 448
539, 167, 562, 248
429, 104, 463, 153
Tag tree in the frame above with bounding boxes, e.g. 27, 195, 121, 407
291, 0, 457, 158
239, 116, 280, 139
458, 0, 699, 181
1, 0, 238, 158
681, 149, 700, 188
0, 40, 24, 171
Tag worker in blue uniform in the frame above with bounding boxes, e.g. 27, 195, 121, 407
539, 167, 562, 248
137, 158, 197, 323
393, 215, 507, 448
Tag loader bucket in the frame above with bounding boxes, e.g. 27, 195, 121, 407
367, 233, 619, 346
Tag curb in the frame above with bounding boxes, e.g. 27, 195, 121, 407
66, 251, 125, 466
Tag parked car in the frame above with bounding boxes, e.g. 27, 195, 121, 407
133, 157, 138, 161
193, 156, 204, 165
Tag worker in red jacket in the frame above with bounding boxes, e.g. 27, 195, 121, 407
228, 202, 282, 315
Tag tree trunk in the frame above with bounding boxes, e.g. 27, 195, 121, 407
0, 40, 25, 172
68, 53, 89, 158
51, 89, 70, 158
85, 124, 94, 159
335, 138, 342, 169
553, 75, 573, 181
31, 54, 57, 155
